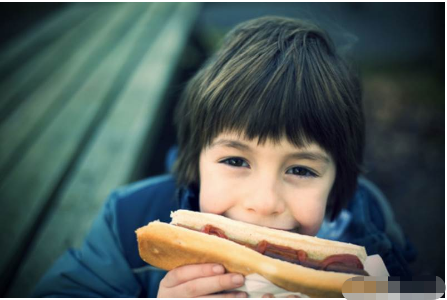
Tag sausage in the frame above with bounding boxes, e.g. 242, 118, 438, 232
199, 224, 369, 276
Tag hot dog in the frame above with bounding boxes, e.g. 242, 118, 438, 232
136, 210, 368, 298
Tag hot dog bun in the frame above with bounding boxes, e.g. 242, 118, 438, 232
136, 210, 367, 297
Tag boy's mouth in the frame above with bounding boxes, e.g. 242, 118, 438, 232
221, 212, 301, 234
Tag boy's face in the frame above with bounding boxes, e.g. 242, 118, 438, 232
199, 132, 336, 236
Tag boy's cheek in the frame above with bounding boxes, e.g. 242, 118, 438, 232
298, 220, 324, 236
293, 216, 324, 236
199, 166, 248, 214
199, 178, 235, 214
290, 203, 326, 236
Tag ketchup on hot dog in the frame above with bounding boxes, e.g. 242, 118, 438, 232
196, 224, 368, 276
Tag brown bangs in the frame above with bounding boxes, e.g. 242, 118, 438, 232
197, 24, 358, 159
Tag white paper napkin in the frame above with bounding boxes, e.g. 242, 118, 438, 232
363, 254, 390, 276
230, 255, 386, 297
230, 274, 309, 298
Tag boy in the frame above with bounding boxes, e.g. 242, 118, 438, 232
33, 16, 414, 297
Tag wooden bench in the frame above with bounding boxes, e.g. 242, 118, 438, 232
0, 3, 200, 297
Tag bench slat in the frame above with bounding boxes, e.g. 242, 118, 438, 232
0, 4, 92, 82
0, 5, 110, 120
0, 4, 143, 178
0, 1, 155, 273
0, 3, 186, 295
5, 2, 200, 297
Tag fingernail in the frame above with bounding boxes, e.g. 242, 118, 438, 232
236, 292, 247, 298
212, 265, 224, 274
232, 274, 244, 285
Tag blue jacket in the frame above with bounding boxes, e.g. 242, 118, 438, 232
32, 174, 416, 297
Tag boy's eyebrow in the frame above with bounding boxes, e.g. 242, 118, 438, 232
286, 152, 331, 164
210, 139, 252, 152
210, 139, 331, 164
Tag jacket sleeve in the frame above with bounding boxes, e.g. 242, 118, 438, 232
345, 178, 415, 277
31, 190, 142, 297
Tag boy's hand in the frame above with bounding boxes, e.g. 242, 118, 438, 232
158, 263, 247, 298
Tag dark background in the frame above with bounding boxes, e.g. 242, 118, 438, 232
0, 2, 444, 282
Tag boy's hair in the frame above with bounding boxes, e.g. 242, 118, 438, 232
173, 16, 365, 221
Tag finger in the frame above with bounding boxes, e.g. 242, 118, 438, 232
286, 295, 301, 298
161, 264, 225, 288
199, 292, 248, 298
262, 293, 275, 298
177, 273, 245, 297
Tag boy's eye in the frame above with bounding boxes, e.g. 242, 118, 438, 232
220, 158, 317, 178
286, 166, 318, 177
220, 157, 250, 168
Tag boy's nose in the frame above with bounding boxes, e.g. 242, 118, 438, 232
242, 183, 285, 216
